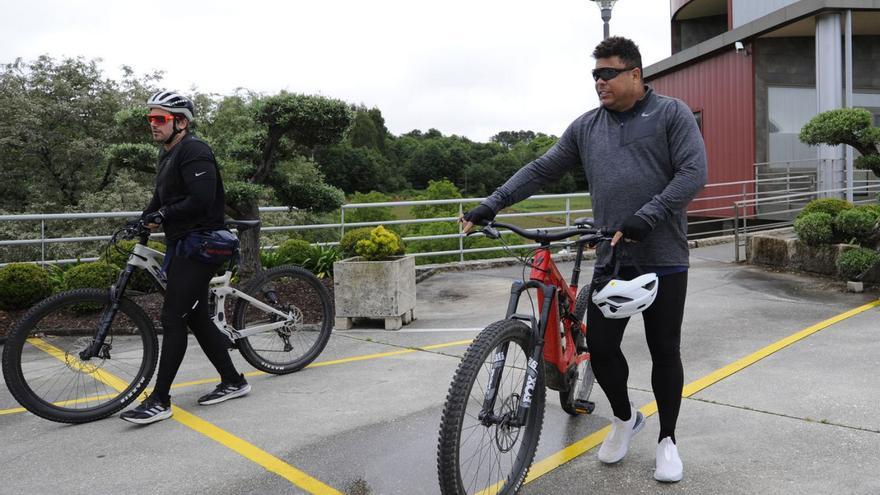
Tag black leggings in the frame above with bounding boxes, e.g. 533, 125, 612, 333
586, 270, 687, 443
152, 249, 241, 402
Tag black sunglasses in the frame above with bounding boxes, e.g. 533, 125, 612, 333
592, 66, 637, 82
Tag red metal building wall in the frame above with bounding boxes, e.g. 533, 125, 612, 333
648, 48, 755, 218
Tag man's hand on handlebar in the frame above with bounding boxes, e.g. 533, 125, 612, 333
459, 204, 496, 234
611, 214, 653, 247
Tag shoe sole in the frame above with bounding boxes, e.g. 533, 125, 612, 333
198, 384, 251, 406
654, 472, 683, 483
120, 408, 173, 425
598, 411, 646, 464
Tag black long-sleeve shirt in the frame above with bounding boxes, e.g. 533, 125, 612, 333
143, 134, 226, 242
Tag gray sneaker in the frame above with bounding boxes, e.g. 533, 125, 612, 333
198, 377, 251, 406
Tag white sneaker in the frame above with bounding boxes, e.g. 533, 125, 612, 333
654, 436, 683, 482
597, 404, 645, 464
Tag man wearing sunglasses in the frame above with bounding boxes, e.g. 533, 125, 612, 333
120, 91, 250, 425
462, 37, 706, 482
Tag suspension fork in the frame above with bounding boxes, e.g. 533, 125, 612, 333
79, 264, 135, 360
478, 280, 555, 427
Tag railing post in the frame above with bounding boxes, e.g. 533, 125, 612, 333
40, 220, 46, 265
565, 197, 571, 227
734, 203, 740, 263
458, 203, 464, 263
340, 205, 346, 240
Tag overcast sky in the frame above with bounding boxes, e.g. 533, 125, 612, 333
1, 0, 671, 142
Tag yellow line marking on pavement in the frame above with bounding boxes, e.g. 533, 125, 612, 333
169, 338, 474, 390
2, 338, 474, 416
172, 406, 342, 495
15, 337, 343, 494
521, 299, 880, 487
26, 337, 131, 392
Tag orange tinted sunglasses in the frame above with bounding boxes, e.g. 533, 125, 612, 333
147, 115, 176, 125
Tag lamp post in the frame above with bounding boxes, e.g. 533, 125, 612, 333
590, 0, 619, 39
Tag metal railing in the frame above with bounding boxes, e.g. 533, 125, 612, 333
2, 172, 873, 267
732, 181, 880, 262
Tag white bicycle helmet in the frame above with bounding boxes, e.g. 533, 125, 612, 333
591, 272, 659, 319
147, 90, 194, 121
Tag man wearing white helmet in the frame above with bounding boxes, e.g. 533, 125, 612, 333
120, 91, 250, 425
462, 37, 706, 482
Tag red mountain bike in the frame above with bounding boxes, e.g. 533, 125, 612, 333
437, 218, 613, 495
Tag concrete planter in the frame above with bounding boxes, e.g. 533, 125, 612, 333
747, 229, 880, 283
333, 255, 416, 330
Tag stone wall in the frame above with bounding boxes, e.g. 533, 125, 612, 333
747, 229, 880, 282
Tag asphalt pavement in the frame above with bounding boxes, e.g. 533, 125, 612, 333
0, 241, 878, 495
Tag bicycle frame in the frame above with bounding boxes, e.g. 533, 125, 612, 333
80, 241, 295, 360
480, 242, 590, 428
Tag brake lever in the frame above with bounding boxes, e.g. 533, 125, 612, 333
481, 225, 501, 240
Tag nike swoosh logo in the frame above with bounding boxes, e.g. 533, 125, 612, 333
194, 171, 207, 177
641, 111, 654, 117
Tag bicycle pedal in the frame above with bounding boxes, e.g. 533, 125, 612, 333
574, 399, 595, 414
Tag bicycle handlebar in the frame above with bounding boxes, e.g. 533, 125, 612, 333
479, 220, 615, 245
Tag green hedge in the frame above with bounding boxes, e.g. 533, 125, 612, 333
793, 212, 834, 246
834, 206, 879, 245
837, 247, 880, 281
798, 198, 852, 219
0, 263, 53, 310
64, 261, 120, 290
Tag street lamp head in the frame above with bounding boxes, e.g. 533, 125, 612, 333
591, 0, 618, 10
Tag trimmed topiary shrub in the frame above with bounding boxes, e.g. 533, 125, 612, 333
798, 198, 853, 219
100, 239, 166, 292
834, 206, 880, 245
0, 263, 53, 310
355, 226, 405, 261
64, 261, 120, 290
339, 227, 374, 259
275, 239, 312, 266
794, 212, 834, 246
836, 247, 880, 281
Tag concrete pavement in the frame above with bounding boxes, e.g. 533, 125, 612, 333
0, 241, 878, 494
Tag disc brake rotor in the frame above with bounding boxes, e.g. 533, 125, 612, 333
65, 337, 103, 374
494, 393, 523, 452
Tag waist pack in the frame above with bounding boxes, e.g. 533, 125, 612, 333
177, 229, 240, 265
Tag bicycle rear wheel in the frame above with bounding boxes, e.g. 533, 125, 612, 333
233, 265, 333, 374
437, 319, 545, 495
1, 289, 158, 423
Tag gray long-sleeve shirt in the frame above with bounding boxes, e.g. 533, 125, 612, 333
483, 87, 707, 269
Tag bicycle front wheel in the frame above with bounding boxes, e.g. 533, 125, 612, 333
1, 289, 158, 423
437, 319, 545, 495
233, 265, 333, 374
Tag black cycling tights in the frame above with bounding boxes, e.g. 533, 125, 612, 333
586, 270, 687, 443
152, 252, 241, 402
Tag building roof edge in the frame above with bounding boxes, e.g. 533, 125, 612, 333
644, 0, 880, 80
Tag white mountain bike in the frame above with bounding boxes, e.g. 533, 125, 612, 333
2, 219, 333, 423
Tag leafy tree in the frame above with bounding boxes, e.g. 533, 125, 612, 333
491, 130, 537, 149
0, 56, 158, 211
800, 108, 880, 177
346, 191, 396, 225
348, 106, 387, 151
315, 143, 402, 193
200, 92, 353, 279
